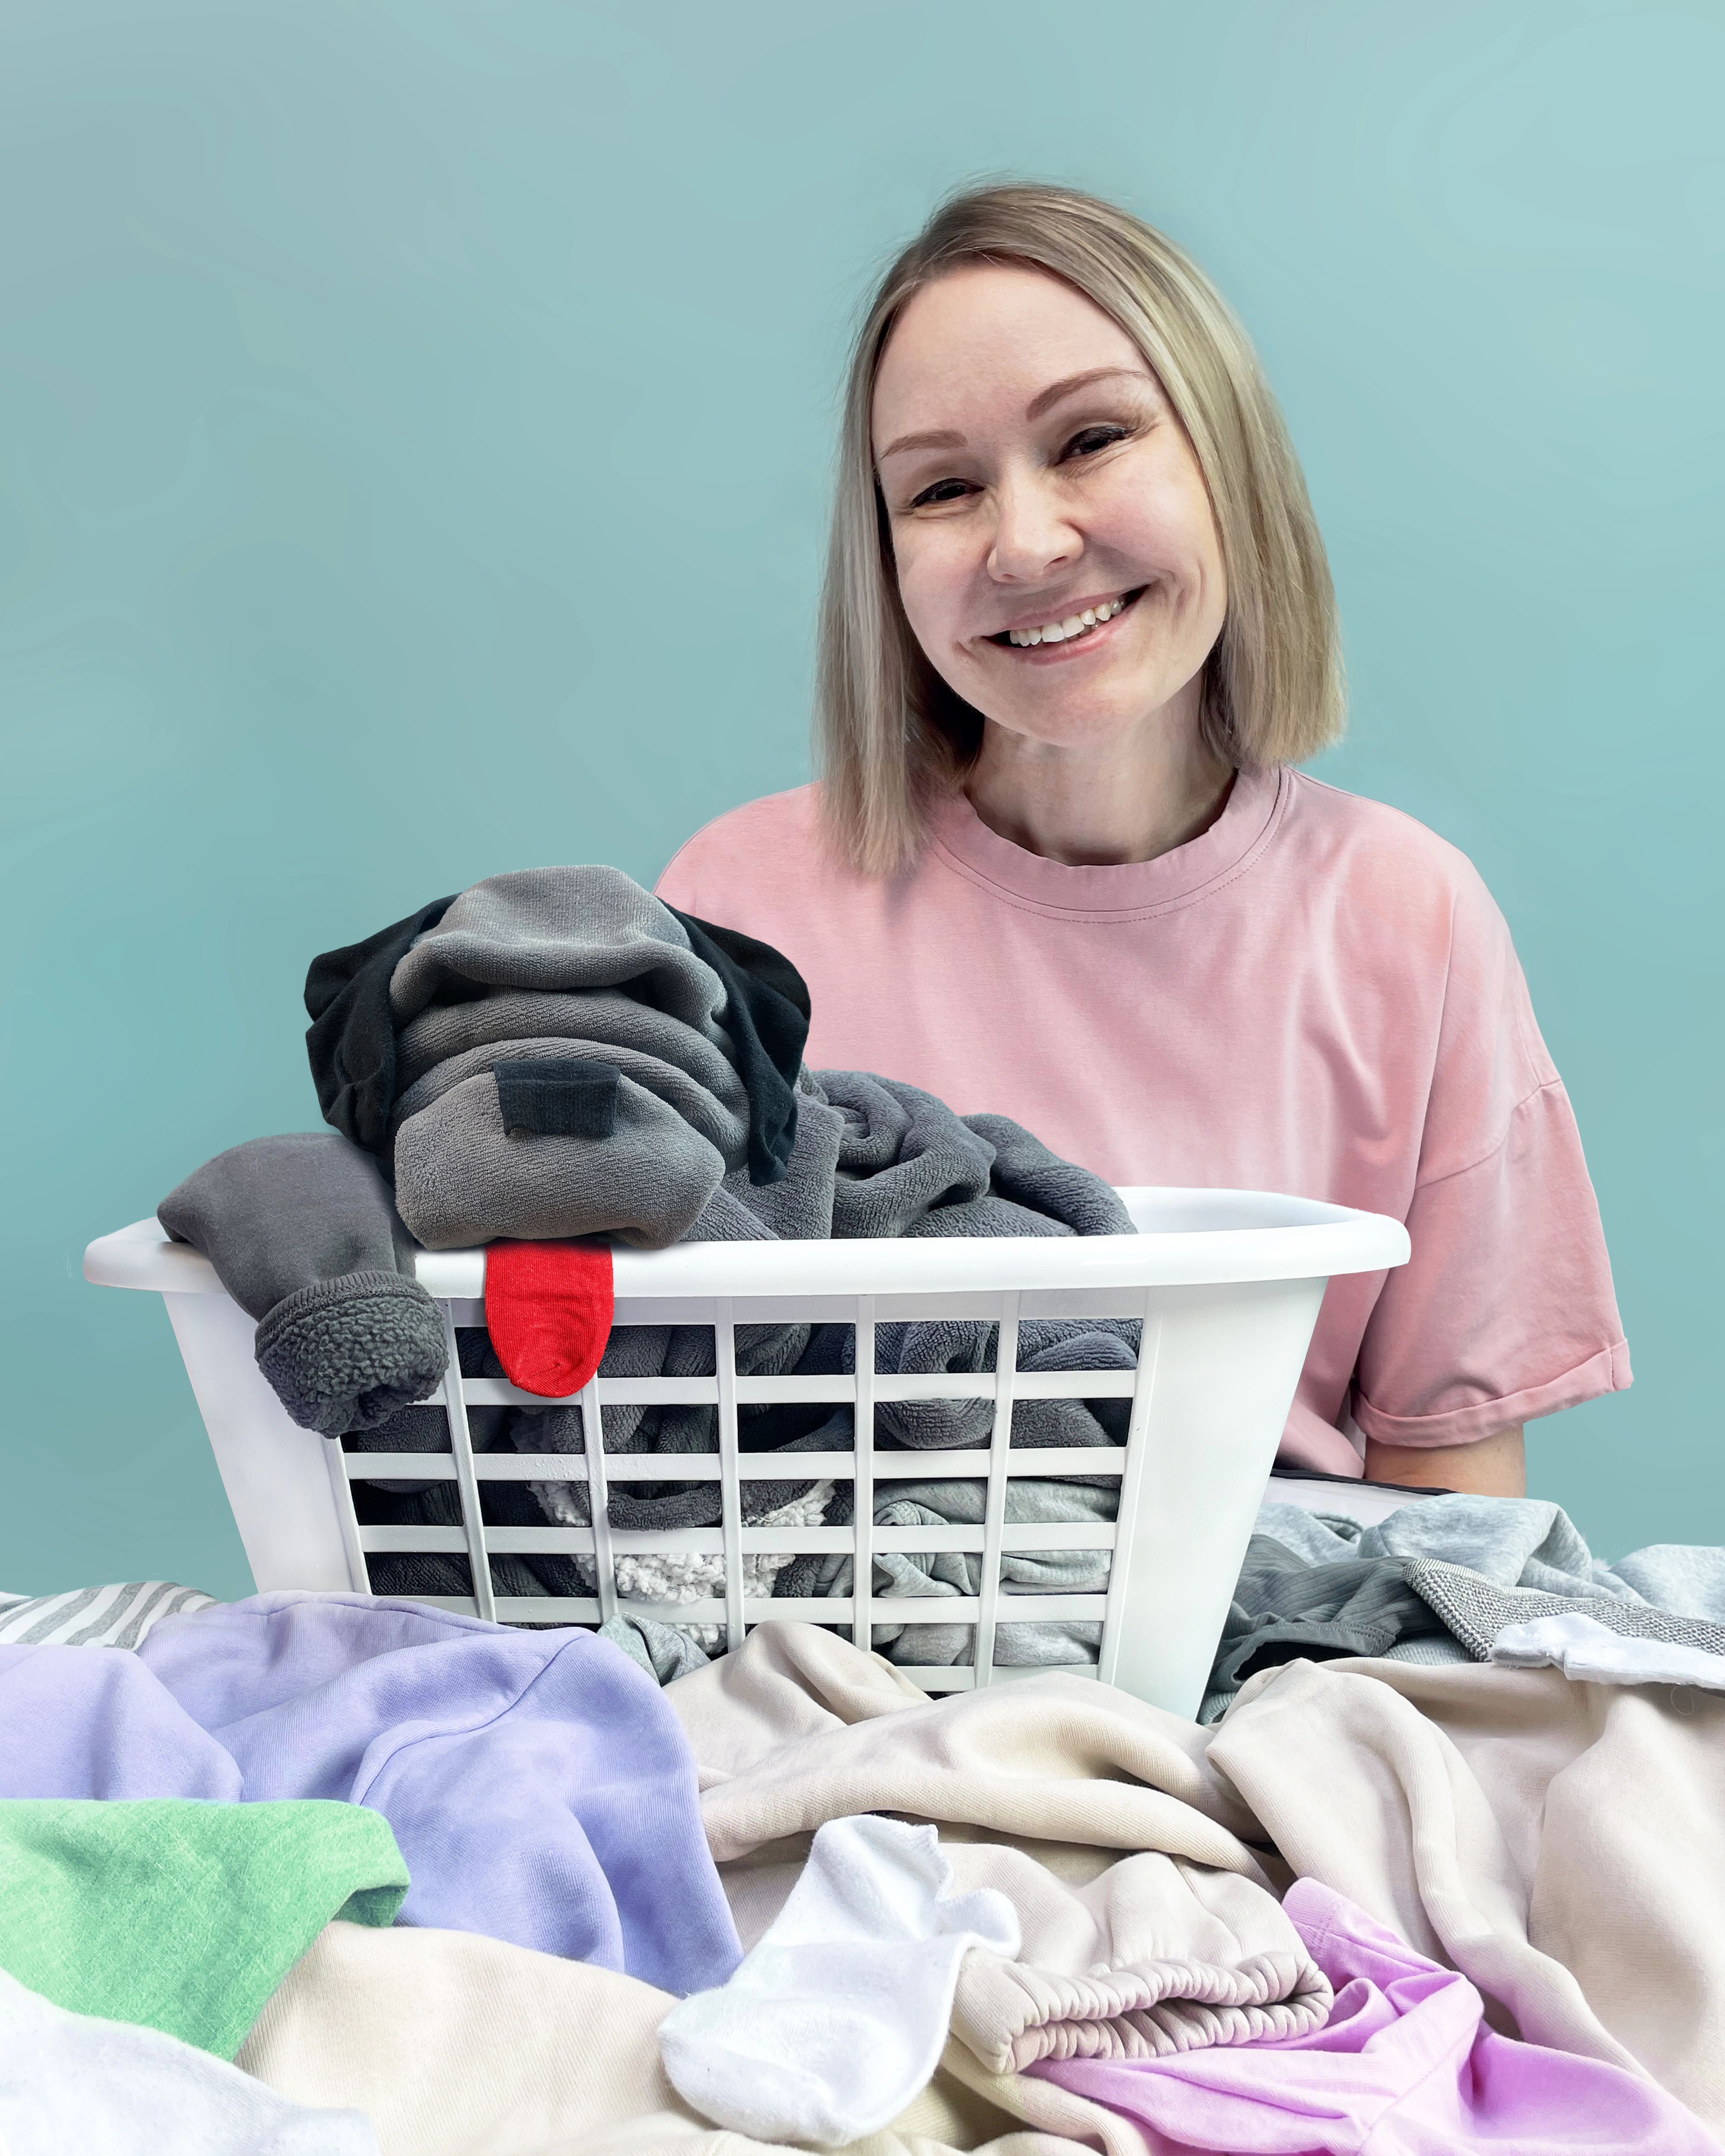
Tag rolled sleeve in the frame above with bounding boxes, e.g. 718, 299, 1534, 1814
1352, 1078, 1631, 1448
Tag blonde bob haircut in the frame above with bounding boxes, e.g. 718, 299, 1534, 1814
817, 183, 1345, 877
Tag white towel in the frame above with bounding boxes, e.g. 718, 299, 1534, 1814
1491, 1610, 1725, 1690
0, 1965, 376, 2155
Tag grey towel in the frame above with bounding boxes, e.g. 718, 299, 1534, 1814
780, 1475, 1117, 1670
1403, 1558, 1725, 1661
158, 1133, 446, 1437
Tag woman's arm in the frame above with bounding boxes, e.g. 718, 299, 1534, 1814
1361, 1424, 1526, 1497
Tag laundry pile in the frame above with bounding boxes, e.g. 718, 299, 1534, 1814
2, 1592, 1722, 2154
1205, 1493, 1725, 1718
157, 865, 1144, 1672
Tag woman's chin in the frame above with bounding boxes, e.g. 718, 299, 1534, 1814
972, 685, 1186, 756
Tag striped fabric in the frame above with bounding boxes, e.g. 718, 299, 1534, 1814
0, 1582, 218, 1649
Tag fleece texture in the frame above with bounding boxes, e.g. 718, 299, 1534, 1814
159, 1132, 445, 1436
303, 868, 813, 1246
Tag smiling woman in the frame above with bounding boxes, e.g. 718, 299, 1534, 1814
656, 184, 1631, 1498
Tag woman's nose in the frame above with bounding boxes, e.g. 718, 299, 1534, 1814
987, 471, 1079, 584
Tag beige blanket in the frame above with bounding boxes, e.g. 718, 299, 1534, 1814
238, 1918, 1144, 2156
669, 1620, 1265, 1872
1208, 1655, 1725, 2136
671, 1621, 1331, 2069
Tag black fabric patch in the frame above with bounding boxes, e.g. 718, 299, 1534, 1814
494, 1057, 621, 1139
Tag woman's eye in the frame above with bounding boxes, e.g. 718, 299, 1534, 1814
908, 476, 974, 508
1062, 424, 1130, 461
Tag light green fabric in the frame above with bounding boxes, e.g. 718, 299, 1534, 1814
0, 1799, 408, 2059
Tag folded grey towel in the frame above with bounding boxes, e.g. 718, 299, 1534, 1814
780, 1475, 1118, 1670
1402, 1558, 1725, 1661
158, 1133, 447, 1437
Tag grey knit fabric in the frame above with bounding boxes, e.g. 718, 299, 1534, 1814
1208, 1534, 1450, 1692
1402, 1558, 1725, 1661
159, 1132, 446, 1436
1198, 1497, 1725, 1723
599, 1611, 714, 1683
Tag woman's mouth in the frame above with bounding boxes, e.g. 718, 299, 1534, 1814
987, 586, 1145, 652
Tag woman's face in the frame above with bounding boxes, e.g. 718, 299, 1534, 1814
872, 263, 1227, 752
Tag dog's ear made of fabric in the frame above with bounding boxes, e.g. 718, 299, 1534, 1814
305, 896, 457, 1153
663, 907, 810, 1185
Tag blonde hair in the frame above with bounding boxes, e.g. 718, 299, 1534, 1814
817, 182, 1345, 877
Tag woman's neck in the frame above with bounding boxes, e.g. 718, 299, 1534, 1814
962, 693, 1235, 868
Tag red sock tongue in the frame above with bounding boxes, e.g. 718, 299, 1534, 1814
483, 1240, 615, 1397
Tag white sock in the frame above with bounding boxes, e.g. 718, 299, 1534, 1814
658, 1813, 1020, 2147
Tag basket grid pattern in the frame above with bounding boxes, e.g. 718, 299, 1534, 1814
326, 1288, 1153, 1693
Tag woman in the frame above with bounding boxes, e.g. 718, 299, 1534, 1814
657, 184, 1628, 1496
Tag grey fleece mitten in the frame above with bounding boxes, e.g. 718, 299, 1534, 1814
158, 1133, 447, 1436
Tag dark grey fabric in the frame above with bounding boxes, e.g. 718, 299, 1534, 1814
254, 1271, 446, 1439
493, 1056, 621, 1139
663, 907, 809, 1185
510, 1073, 1137, 1539
1403, 1558, 1725, 1661
385, 869, 760, 1249
1210, 1533, 1449, 1691
159, 1133, 445, 1436
307, 868, 813, 1222
354, 1077, 1137, 1618
304, 895, 455, 1154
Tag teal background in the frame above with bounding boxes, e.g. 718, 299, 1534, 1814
3, 1, 1719, 1597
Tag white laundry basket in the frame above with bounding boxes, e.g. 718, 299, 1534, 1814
84, 1189, 1406, 1719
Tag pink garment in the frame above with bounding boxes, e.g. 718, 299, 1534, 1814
1029, 1880, 1712, 2154
656, 771, 1628, 1476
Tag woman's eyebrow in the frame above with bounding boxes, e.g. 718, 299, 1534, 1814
1023, 365, 1154, 420
877, 427, 966, 461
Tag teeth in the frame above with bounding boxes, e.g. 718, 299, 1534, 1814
1007, 595, 1126, 647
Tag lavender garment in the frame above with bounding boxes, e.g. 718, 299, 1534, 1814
1032, 1880, 1713, 2155
0, 1594, 738, 1998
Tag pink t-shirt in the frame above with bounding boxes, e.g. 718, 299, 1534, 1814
656, 767, 1630, 1477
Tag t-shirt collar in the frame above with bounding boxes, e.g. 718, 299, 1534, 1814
928, 763, 1285, 921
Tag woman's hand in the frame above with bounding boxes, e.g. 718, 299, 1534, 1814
1361, 1425, 1526, 1498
